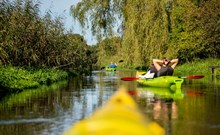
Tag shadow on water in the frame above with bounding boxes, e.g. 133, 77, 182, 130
0, 70, 220, 135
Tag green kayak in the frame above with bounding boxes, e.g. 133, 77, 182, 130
106, 67, 116, 71
137, 76, 184, 90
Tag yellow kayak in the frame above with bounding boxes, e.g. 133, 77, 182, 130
63, 86, 165, 135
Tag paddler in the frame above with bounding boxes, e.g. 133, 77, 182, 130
108, 62, 117, 68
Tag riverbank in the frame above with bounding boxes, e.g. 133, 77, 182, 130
2, 58, 220, 93
175, 58, 220, 74
0, 66, 69, 93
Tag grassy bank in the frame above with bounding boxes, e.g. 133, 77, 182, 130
0, 66, 68, 92
175, 58, 220, 75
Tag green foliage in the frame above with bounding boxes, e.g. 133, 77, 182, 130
71, 0, 119, 40
73, 0, 220, 67
121, 0, 169, 66
0, 66, 68, 91
168, 0, 220, 62
176, 58, 220, 74
97, 37, 121, 66
0, 0, 97, 74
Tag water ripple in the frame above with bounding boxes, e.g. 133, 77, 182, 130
0, 118, 51, 125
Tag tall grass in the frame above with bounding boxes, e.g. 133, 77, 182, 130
175, 58, 220, 75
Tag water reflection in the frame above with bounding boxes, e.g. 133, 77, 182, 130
138, 87, 184, 100
0, 80, 68, 109
136, 87, 182, 124
152, 99, 178, 120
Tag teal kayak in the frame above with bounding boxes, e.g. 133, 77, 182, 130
137, 76, 184, 89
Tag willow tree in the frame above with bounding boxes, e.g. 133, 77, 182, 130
71, 0, 123, 66
72, 0, 220, 66
71, 0, 171, 67
121, 0, 169, 66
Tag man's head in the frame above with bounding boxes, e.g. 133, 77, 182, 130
162, 57, 170, 65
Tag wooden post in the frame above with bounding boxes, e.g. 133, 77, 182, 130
209, 66, 220, 74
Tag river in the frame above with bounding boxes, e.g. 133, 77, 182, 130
0, 70, 220, 135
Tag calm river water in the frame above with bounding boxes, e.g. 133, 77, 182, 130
0, 70, 220, 135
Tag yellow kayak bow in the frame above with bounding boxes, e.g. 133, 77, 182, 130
63, 86, 165, 135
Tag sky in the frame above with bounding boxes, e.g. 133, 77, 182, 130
39, 0, 97, 45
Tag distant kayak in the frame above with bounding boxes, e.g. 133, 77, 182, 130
106, 67, 116, 71
100, 66, 116, 71
63, 87, 165, 135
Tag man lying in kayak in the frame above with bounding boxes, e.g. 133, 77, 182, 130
137, 58, 178, 79
153, 57, 179, 77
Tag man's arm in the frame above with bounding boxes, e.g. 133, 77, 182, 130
153, 59, 163, 71
170, 59, 178, 69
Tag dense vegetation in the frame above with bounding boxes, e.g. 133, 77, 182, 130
0, 66, 68, 91
72, 0, 220, 67
0, 0, 97, 72
0, 0, 98, 91
176, 58, 220, 75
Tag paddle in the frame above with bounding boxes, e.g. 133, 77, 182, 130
121, 75, 204, 81
179, 75, 204, 79
121, 77, 139, 81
